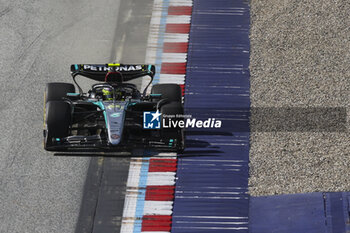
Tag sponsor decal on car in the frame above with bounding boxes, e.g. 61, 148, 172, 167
110, 113, 121, 118
82, 64, 143, 72
107, 104, 123, 110
110, 134, 120, 139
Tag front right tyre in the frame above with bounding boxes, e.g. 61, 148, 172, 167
44, 101, 71, 151
44, 82, 74, 151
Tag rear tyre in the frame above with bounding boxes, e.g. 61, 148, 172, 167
160, 101, 184, 116
46, 82, 75, 102
151, 84, 182, 102
44, 101, 71, 150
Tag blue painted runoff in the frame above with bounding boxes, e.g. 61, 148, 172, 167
250, 192, 350, 233
171, 0, 251, 232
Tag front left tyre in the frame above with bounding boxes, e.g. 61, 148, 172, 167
160, 100, 184, 152
151, 84, 182, 102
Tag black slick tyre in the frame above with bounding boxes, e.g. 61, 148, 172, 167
44, 101, 71, 150
151, 84, 182, 102
46, 82, 75, 102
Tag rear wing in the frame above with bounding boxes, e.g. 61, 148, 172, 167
70, 64, 156, 94
71, 64, 155, 81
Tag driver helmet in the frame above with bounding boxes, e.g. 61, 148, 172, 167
102, 87, 113, 100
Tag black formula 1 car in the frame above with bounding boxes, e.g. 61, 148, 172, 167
43, 64, 184, 152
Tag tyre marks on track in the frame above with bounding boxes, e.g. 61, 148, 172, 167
75, 0, 153, 232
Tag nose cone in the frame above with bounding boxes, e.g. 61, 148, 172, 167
102, 102, 127, 146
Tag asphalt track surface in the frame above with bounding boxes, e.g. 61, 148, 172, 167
0, 0, 152, 232
75, 1, 153, 232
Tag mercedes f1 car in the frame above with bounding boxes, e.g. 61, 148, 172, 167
43, 64, 184, 152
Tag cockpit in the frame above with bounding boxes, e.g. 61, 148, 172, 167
89, 71, 141, 101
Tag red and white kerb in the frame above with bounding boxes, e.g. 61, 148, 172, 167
121, 0, 192, 232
